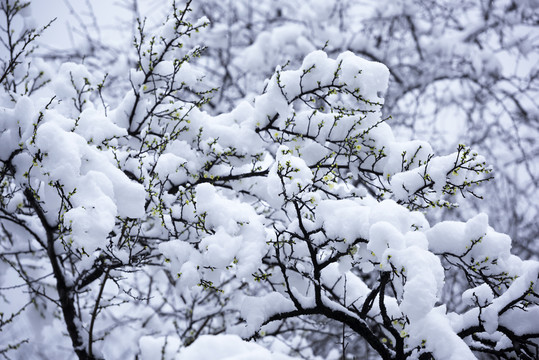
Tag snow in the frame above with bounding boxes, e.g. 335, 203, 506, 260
155, 153, 187, 181
195, 183, 257, 233
53, 62, 98, 117
316, 199, 370, 241
462, 284, 494, 307
240, 24, 312, 73
240, 292, 296, 335
426, 220, 467, 255
266, 146, 314, 206
499, 306, 539, 336
178, 335, 298, 360
368, 221, 406, 255
174, 62, 203, 89
33, 122, 86, 183
63, 171, 117, 251
427, 213, 515, 281
101, 326, 141, 359
384, 245, 444, 322
0, 96, 36, 159
159, 183, 269, 289
139, 336, 182, 360
199, 228, 242, 268
338, 51, 389, 102
22, 113, 145, 252
369, 199, 429, 234
384, 140, 433, 176
159, 240, 201, 289
76, 107, 127, 143
481, 260, 539, 334
408, 306, 476, 360
321, 263, 371, 309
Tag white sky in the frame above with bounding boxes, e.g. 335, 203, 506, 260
29, 0, 167, 51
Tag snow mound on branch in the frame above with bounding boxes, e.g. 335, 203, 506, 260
408, 306, 476, 360
239, 292, 296, 335
267, 146, 313, 207
31, 121, 145, 252
316, 199, 370, 241
159, 183, 268, 290
178, 334, 298, 360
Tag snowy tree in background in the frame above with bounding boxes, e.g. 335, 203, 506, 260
1, 1, 538, 360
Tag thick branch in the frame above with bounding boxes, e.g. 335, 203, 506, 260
24, 188, 98, 360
